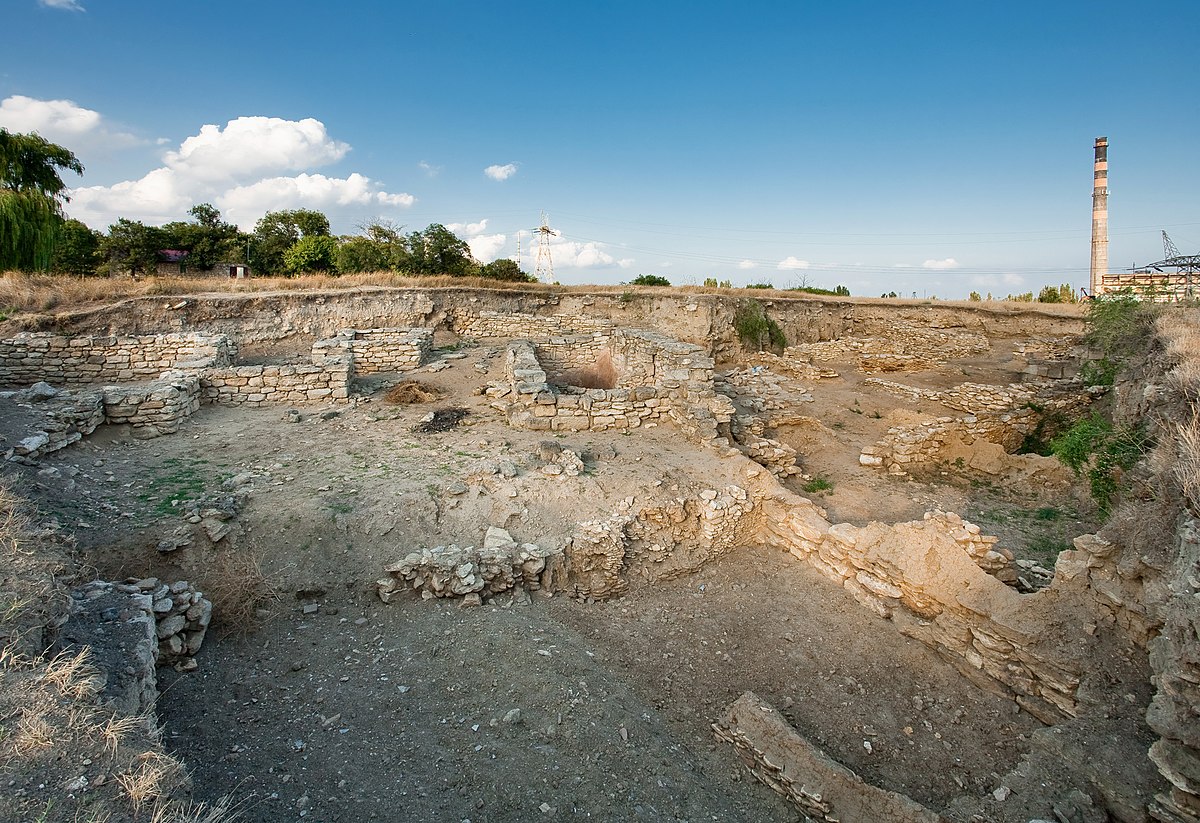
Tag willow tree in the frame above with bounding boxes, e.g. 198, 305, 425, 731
0, 129, 83, 271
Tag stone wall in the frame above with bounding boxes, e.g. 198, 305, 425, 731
490, 336, 734, 442
199, 356, 351, 405
758, 490, 1080, 722
859, 385, 1098, 475
102, 373, 202, 435
453, 309, 612, 340
0, 332, 235, 387
491, 342, 668, 433
320, 327, 432, 374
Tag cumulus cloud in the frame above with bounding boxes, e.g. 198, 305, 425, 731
484, 163, 518, 181
737, 260, 756, 270
163, 116, 349, 183
922, 258, 959, 270
39, 0, 84, 10
465, 234, 507, 263
62, 111, 413, 230
447, 219, 490, 237
0, 95, 139, 154
217, 173, 413, 229
543, 237, 632, 269
777, 256, 810, 270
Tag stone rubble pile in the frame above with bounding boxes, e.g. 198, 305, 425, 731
128, 577, 213, 670
859, 386, 1099, 475
377, 527, 566, 603
2, 382, 105, 461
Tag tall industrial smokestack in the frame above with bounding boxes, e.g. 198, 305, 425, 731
1090, 136, 1109, 295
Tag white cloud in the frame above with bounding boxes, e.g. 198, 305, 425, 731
922, 258, 959, 270
39, 0, 84, 10
484, 163, 518, 181
62, 111, 413, 230
70, 168, 192, 226
418, 160, 441, 178
447, 219, 490, 237
541, 237, 628, 269
163, 116, 349, 183
777, 256, 810, 270
217, 173, 412, 230
737, 260, 756, 270
0, 95, 138, 154
465, 233, 507, 263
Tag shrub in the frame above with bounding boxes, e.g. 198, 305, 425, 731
802, 475, 834, 493
1051, 413, 1151, 516
629, 274, 670, 287
1079, 358, 1119, 387
1084, 288, 1159, 360
733, 299, 786, 351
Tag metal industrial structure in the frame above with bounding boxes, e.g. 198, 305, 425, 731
532, 212, 558, 284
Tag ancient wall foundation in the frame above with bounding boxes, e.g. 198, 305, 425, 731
758, 490, 1080, 722
0, 332, 235, 387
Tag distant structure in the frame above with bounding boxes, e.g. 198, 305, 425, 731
1090, 137, 1109, 296
532, 212, 559, 284
1110, 230, 1200, 301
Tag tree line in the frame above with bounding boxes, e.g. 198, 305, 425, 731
1, 128, 533, 282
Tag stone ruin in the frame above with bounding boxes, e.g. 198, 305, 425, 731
1, 294, 1195, 822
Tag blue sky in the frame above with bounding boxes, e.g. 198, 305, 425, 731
3, 0, 1197, 297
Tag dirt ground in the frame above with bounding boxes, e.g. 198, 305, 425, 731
0, 334, 1127, 822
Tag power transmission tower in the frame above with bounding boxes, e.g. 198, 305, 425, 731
1163, 230, 1180, 260
532, 212, 558, 284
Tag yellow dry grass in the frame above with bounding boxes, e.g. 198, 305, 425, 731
1157, 309, 1200, 511
0, 482, 240, 822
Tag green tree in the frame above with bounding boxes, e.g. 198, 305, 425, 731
401, 223, 477, 276
284, 235, 339, 273
49, 218, 102, 276
101, 218, 164, 276
835, 285, 850, 296
968, 291, 982, 301
630, 274, 671, 286
0, 129, 84, 271
162, 204, 243, 271
479, 258, 535, 282
335, 220, 408, 273
1037, 285, 1062, 303
703, 277, 718, 288
251, 209, 331, 275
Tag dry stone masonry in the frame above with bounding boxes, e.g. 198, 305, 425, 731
0, 332, 235, 385
377, 527, 566, 603
758, 489, 1080, 722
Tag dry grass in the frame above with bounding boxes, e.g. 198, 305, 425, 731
0, 270, 561, 316
1176, 413, 1200, 513
1153, 309, 1200, 512
0, 481, 242, 822
195, 548, 277, 636
115, 752, 187, 815
383, 379, 442, 404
